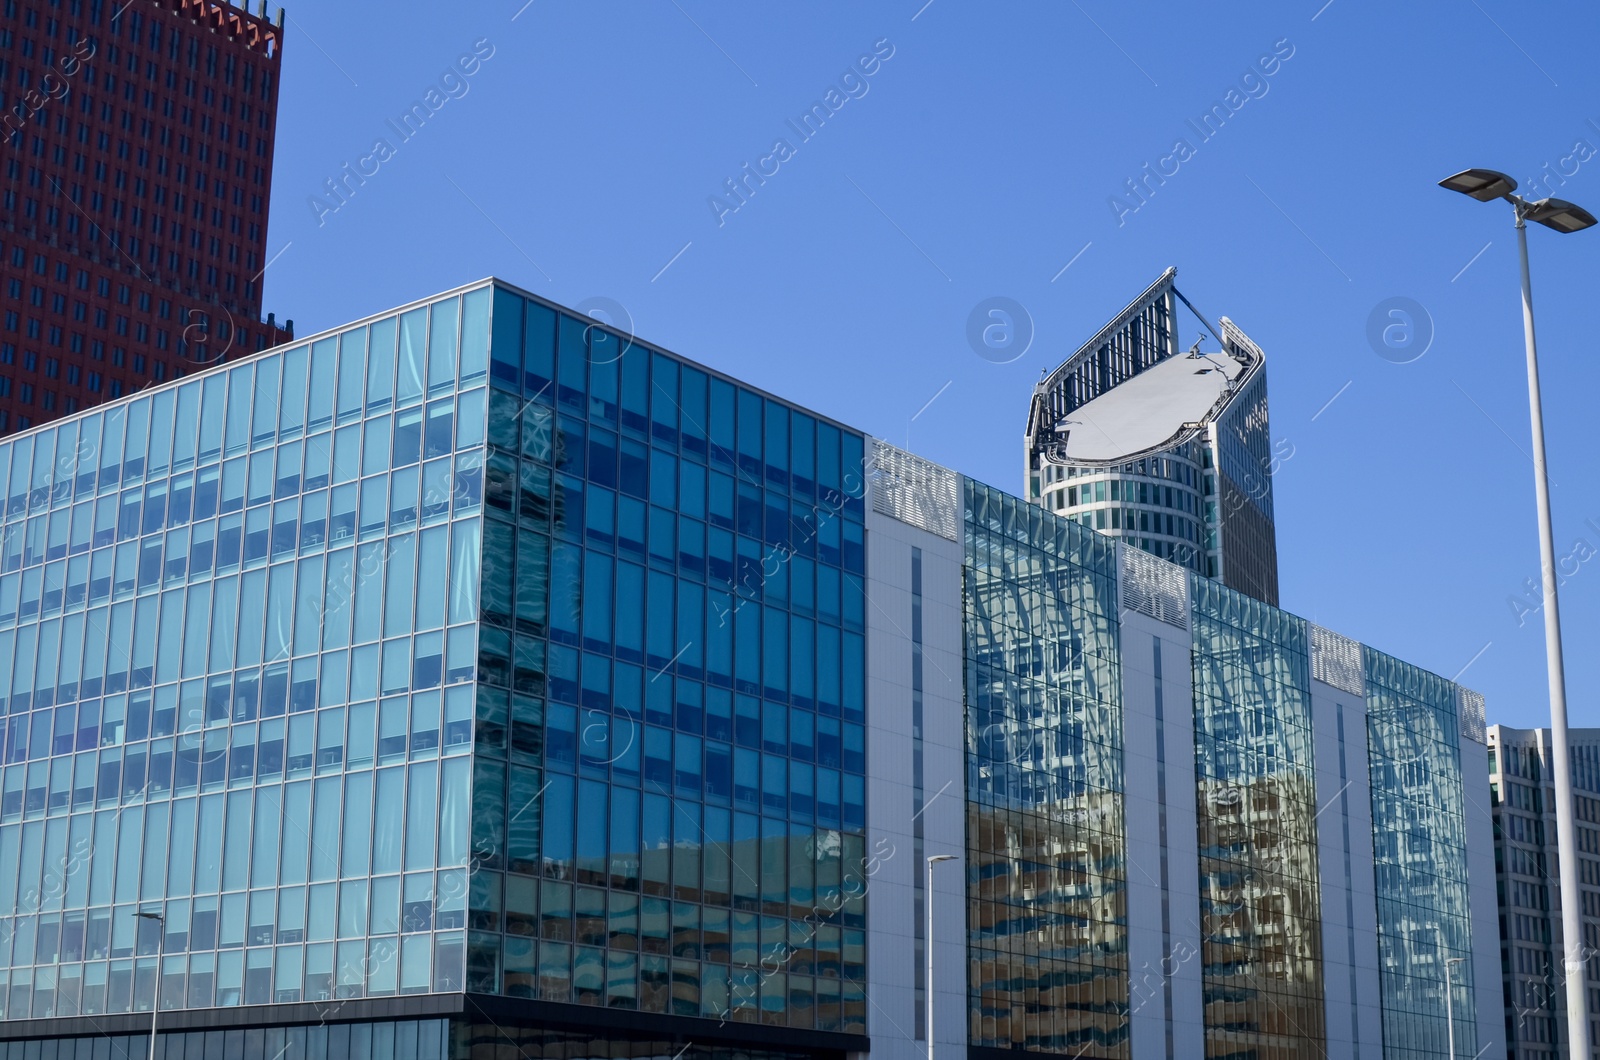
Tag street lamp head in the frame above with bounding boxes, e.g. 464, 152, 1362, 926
927, 854, 959, 864
1524, 197, 1598, 234
1445, 956, 1467, 966
1439, 168, 1518, 202
134, 911, 164, 922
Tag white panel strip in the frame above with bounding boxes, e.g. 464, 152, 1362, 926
870, 439, 960, 542
1310, 624, 1364, 697
1457, 686, 1487, 745
1117, 543, 1189, 629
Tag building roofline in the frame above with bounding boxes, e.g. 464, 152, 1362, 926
0, 279, 498, 448
149, 0, 287, 62
0, 276, 867, 448
1488, 723, 1600, 740
1025, 268, 1268, 469
1034, 266, 1179, 397
485, 276, 867, 438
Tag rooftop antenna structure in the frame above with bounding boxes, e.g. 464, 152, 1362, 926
1025, 267, 1265, 470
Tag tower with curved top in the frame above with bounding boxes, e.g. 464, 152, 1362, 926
1025, 267, 1279, 605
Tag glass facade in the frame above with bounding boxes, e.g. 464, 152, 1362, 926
963, 480, 1128, 1055
1365, 649, 1478, 1060
0, 279, 871, 1044
0, 1021, 834, 1060
1208, 370, 1279, 606
0, 287, 488, 1020
451, 286, 869, 1029
1189, 576, 1325, 1058
959, 475, 1485, 1060
0, 275, 1496, 1059
0, 1018, 451, 1060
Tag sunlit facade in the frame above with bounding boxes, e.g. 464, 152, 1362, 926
1189, 579, 1325, 1058
0, 280, 1500, 1060
0, 280, 869, 1059
868, 440, 1501, 1060
963, 480, 1128, 1056
0, 285, 492, 1036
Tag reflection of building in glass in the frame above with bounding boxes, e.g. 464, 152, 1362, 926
1365, 654, 1483, 1060
1190, 581, 1325, 1058
1024, 269, 1279, 605
1487, 724, 1600, 1060
0, 282, 1501, 1060
0, 280, 869, 1058
964, 481, 1128, 1055
872, 439, 1500, 1060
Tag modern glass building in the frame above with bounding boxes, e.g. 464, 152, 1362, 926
868, 441, 1501, 1060
0, 279, 869, 1058
1024, 269, 1280, 605
1487, 723, 1600, 1060
0, 278, 1500, 1060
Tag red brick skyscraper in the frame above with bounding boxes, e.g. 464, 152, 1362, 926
0, 0, 292, 434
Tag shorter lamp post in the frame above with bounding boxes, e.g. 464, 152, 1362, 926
135, 911, 165, 1060
1444, 955, 1467, 1060
926, 855, 959, 1060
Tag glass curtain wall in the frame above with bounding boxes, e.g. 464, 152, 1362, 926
464, 285, 870, 1031
963, 480, 1128, 1056
0, 289, 490, 1019
1364, 649, 1476, 1060
1189, 576, 1325, 1058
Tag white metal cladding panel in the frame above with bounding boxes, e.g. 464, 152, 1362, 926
1308, 684, 1384, 1060
1119, 610, 1204, 1056
869, 440, 960, 542
1120, 629, 1166, 1060
1460, 736, 1507, 1051
1310, 624, 1364, 697
1457, 686, 1487, 744
863, 510, 967, 1060
1117, 543, 1189, 629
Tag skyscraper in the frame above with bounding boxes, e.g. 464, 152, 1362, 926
1025, 269, 1280, 605
0, 0, 292, 435
1488, 724, 1600, 1060
0, 278, 1500, 1059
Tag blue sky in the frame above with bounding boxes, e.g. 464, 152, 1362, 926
262, 1, 1600, 731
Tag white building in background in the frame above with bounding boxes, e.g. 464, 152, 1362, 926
1488, 724, 1600, 1060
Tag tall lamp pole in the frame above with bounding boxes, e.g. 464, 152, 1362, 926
926, 854, 959, 1060
1445, 956, 1467, 1060
135, 911, 165, 1060
1440, 168, 1597, 1060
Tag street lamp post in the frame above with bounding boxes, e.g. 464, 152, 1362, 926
1445, 956, 1467, 1060
1440, 167, 1597, 1060
926, 854, 959, 1060
135, 911, 165, 1060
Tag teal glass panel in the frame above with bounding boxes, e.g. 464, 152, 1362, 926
963, 478, 1128, 1054
490, 288, 524, 391
1365, 648, 1477, 1060
1189, 575, 1325, 1058
460, 283, 868, 1027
